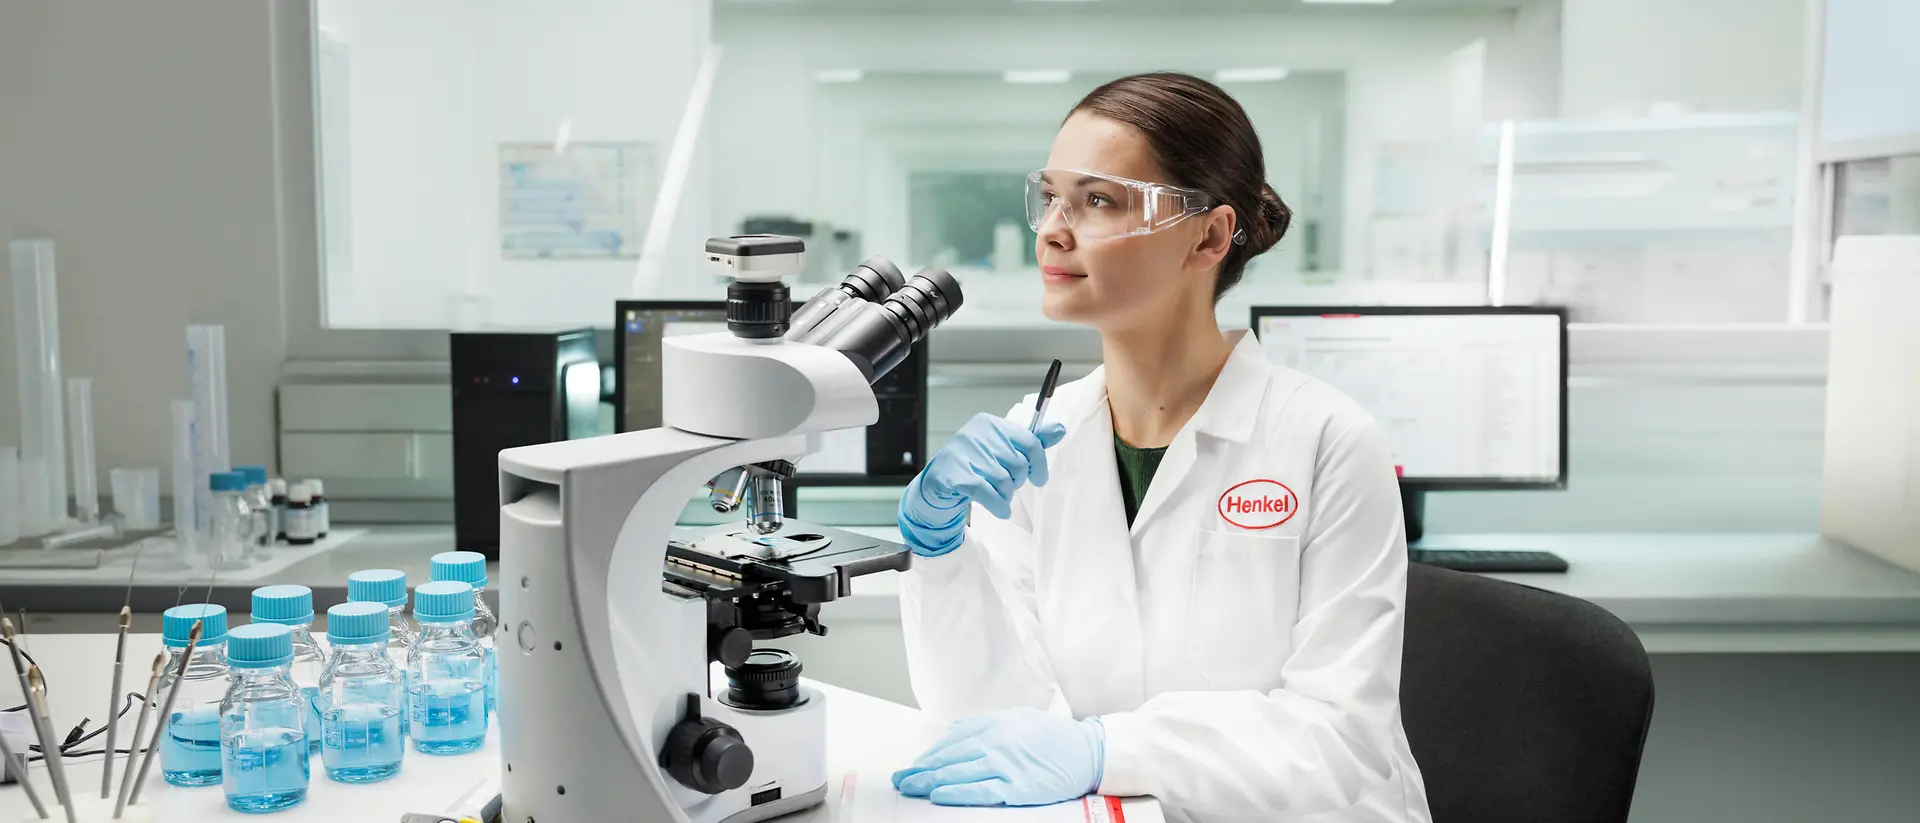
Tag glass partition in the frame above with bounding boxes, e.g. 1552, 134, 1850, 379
1485, 113, 1802, 322
313, 0, 713, 330
3, 0, 1846, 613
309, 0, 1818, 333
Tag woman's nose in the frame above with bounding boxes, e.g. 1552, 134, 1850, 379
1037, 204, 1074, 250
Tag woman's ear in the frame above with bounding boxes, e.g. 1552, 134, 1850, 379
1190, 205, 1237, 269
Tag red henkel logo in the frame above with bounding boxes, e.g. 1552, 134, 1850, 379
1217, 479, 1299, 530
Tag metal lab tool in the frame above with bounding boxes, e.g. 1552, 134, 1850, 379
127, 620, 202, 806
0, 612, 63, 803
114, 654, 167, 818
26, 667, 80, 823
103, 542, 146, 801
101, 607, 132, 799
0, 708, 49, 818
1030, 358, 1062, 434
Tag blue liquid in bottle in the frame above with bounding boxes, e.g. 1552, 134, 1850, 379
473, 592, 498, 718
220, 623, 311, 813
322, 604, 410, 784
223, 727, 310, 813
158, 604, 231, 787
408, 581, 489, 756
303, 686, 323, 755
385, 606, 416, 739
322, 703, 405, 782
163, 705, 225, 786
408, 680, 487, 755
249, 584, 330, 757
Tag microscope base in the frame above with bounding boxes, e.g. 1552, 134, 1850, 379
717, 783, 828, 823
676, 684, 829, 823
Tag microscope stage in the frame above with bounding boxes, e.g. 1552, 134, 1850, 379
667, 520, 910, 605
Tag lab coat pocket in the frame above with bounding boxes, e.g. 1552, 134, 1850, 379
1188, 530, 1302, 688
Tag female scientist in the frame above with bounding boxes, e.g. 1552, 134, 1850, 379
890, 73, 1433, 823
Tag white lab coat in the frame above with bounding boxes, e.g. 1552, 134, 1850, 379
901, 330, 1432, 823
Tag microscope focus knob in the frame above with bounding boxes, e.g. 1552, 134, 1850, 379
664, 696, 755, 795
711, 625, 754, 669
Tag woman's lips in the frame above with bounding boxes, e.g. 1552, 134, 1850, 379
1041, 265, 1085, 284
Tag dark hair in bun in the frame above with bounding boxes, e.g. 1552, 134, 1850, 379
1070, 72, 1293, 301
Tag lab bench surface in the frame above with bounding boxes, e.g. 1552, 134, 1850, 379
839, 532, 1920, 654
0, 633, 1165, 823
6, 528, 1920, 654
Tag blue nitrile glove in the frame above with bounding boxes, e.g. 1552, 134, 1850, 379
891, 708, 1106, 807
899, 413, 1068, 557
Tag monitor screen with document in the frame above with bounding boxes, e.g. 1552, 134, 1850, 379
1250, 306, 1567, 490
614, 300, 928, 485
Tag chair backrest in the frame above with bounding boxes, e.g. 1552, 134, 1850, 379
1400, 563, 1655, 823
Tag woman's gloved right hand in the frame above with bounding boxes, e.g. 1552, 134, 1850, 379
899, 413, 1068, 557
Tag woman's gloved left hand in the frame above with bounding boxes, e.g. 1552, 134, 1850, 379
891, 708, 1106, 807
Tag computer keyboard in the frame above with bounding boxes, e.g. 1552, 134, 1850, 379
1410, 549, 1569, 573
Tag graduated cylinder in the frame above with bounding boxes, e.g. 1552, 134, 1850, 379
10, 238, 68, 536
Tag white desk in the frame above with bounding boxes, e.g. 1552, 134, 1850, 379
0, 634, 1163, 822
9, 528, 1920, 652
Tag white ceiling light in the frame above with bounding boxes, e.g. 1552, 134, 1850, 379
813, 68, 864, 84
1004, 69, 1072, 84
1301, 0, 1396, 4
1214, 67, 1292, 83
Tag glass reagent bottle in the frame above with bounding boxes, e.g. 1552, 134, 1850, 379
220, 623, 310, 813
319, 601, 406, 783
407, 581, 489, 755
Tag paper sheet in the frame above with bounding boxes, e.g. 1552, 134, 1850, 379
843, 771, 1131, 823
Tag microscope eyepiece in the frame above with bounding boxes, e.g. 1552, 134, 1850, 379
785, 256, 907, 342
876, 268, 963, 343
841, 256, 906, 303
811, 267, 963, 383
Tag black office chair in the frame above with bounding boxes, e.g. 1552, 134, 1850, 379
1400, 563, 1655, 823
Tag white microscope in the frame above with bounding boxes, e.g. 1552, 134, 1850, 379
495, 235, 963, 823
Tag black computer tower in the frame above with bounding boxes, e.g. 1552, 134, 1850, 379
450, 329, 598, 557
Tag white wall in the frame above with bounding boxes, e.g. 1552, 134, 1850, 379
0, 0, 291, 490
317, 0, 712, 329
1561, 0, 1806, 119
713, 10, 1562, 290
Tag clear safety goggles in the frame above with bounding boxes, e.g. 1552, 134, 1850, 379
1025, 168, 1221, 240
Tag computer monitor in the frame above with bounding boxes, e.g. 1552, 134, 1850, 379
614, 300, 928, 486
1250, 306, 1568, 544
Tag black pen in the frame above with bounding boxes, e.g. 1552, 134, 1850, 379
1030, 359, 1063, 434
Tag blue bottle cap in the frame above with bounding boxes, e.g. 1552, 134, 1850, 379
250, 585, 314, 626
227, 624, 293, 669
162, 603, 228, 648
235, 465, 268, 486
347, 569, 408, 609
326, 602, 392, 645
414, 581, 476, 624
209, 471, 247, 492
430, 551, 488, 588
